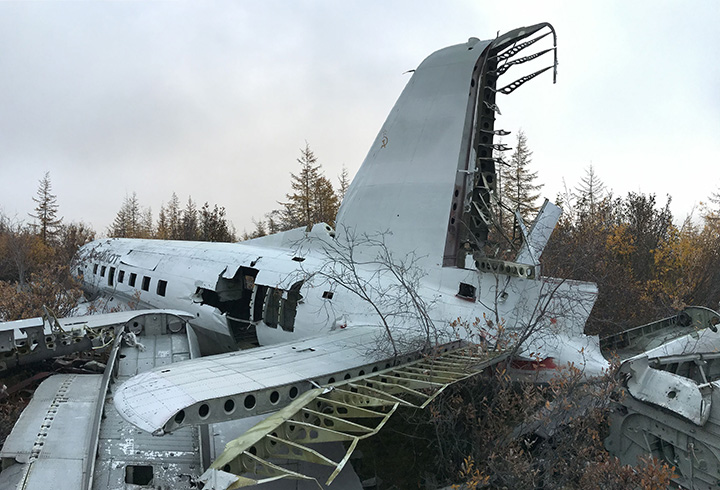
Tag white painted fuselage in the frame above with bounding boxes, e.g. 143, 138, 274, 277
74, 223, 607, 378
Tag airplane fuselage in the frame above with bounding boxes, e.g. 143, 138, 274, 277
74, 223, 607, 377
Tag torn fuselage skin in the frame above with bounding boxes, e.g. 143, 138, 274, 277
73, 239, 313, 356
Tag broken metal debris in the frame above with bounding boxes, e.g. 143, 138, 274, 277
606, 308, 720, 490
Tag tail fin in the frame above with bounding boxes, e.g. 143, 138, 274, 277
336, 23, 557, 270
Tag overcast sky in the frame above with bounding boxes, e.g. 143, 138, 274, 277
1, 1, 718, 236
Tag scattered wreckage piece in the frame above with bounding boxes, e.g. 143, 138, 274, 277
198, 345, 508, 489
0, 310, 195, 490
606, 309, 720, 490
600, 306, 720, 360
0, 309, 191, 371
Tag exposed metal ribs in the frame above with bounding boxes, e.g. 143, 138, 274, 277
198, 345, 508, 489
447, 22, 559, 273
0, 309, 193, 371
600, 306, 720, 360
0, 311, 115, 371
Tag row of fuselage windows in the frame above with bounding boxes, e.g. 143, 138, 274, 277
90, 263, 167, 297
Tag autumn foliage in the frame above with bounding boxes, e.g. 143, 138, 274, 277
356, 362, 677, 489
543, 188, 720, 337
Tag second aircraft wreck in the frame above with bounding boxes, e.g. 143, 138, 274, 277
1, 22, 719, 490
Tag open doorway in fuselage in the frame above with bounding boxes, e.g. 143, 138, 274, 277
194, 266, 259, 348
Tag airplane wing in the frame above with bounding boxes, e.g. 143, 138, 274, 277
114, 326, 394, 434
112, 326, 508, 437
198, 344, 507, 489
0, 309, 201, 490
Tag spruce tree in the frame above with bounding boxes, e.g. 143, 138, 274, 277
500, 130, 543, 224
156, 204, 169, 239
109, 192, 141, 238
29, 172, 63, 244
338, 166, 351, 201
575, 164, 607, 219
181, 197, 199, 240
282, 143, 321, 229
312, 176, 339, 226
141, 206, 154, 238
279, 143, 340, 230
166, 192, 182, 239
200, 203, 234, 242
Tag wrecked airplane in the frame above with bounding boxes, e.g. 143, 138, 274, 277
2, 21, 715, 489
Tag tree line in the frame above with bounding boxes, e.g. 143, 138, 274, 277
4, 140, 719, 337
107, 143, 350, 242
544, 169, 720, 337
490, 130, 720, 338
108, 192, 236, 243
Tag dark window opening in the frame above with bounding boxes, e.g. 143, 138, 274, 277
93, 264, 98, 274
198, 267, 258, 319
157, 280, 167, 297
280, 281, 303, 332
108, 267, 115, 286
457, 282, 477, 300
100, 266, 106, 277
292, 256, 305, 262
141, 276, 151, 292
264, 288, 282, 328
125, 465, 153, 485
77, 268, 82, 277
129, 273, 137, 287
118, 270, 125, 283
322, 291, 334, 300
253, 285, 268, 322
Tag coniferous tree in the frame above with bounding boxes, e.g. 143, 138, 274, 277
500, 130, 543, 224
312, 176, 340, 226
166, 192, 182, 240
246, 218, 267, 240
575, 164, 607, 220
141, 206, 154, 238
181, 197, 199, 240
280, 143, 321, 230
200, 202, 234, 242
279, 143, 341, 230
109, 192, 142, 238
29, 172, 63, 244
266, 213, 280, 235
156, 204, 169, 239
338, 166, 351, 201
